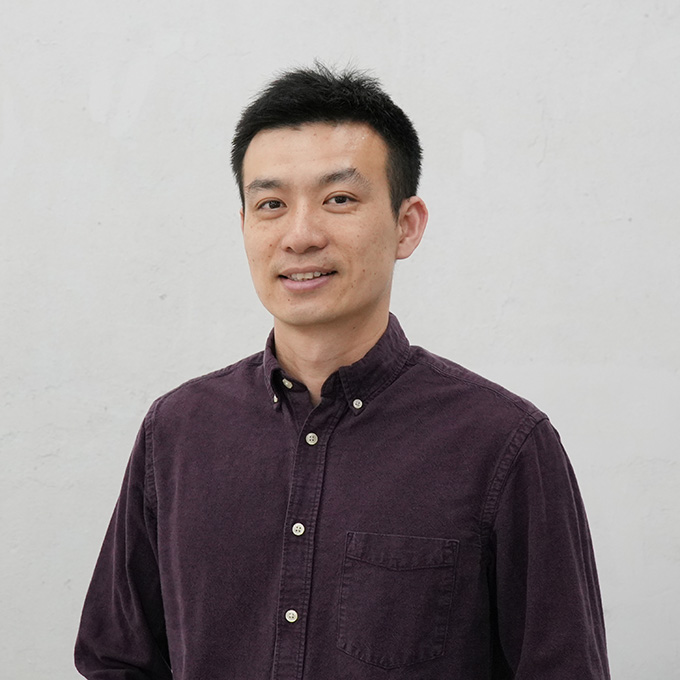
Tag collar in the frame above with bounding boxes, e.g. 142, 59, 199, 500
263, 314, 411, 414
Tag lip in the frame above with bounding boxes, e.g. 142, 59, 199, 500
279, 266, 336, 278
279, 270, 336, 292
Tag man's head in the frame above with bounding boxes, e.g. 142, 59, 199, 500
236, 65, 428, 339
231, 63, 422, 216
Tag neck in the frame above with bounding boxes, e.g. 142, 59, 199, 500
273, 313, 390, 406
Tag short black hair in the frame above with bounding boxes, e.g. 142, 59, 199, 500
231, 63, 422, 216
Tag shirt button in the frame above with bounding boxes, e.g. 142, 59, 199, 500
305, 432, 319, 446
352, 398, 363, 409
273, 395, 279, 403
282, 378, 293, 389
292, 523, 305, 536
285, 609, 298, 623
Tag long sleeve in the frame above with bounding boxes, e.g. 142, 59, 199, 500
489, 418, 610, 679
75, 412, 172, 679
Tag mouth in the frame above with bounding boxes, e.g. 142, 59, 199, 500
280, 271, 336, 281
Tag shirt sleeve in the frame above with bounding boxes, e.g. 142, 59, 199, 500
489, 417, 610, 679
75, 411, 172, 678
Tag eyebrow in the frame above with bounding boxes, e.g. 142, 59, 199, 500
318, 167, 371, 189
244, 167, 371, 197
244, 178, 284, 196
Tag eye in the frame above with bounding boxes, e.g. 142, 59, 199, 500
326, 195, 355, 206
257, 199, 285, 211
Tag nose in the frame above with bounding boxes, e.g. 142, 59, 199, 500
279, 203, 328, 254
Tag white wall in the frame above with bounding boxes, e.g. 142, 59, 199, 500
1, 1, 678, 677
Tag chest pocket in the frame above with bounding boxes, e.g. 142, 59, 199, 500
336, 531, 459, 670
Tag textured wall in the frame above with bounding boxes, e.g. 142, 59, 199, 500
1, 1, 678, 677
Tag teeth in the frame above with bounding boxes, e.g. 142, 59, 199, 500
289, 271, 326, 281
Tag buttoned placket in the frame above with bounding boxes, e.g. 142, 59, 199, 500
271, 392, 346, 680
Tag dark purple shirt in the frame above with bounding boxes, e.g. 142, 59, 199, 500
75, 315, 609, 679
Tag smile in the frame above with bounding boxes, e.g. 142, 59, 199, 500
282, 271, 335, 281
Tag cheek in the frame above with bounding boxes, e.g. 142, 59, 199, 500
245, 236, 275, 262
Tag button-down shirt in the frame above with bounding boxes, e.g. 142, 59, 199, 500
75, 315, 610, 679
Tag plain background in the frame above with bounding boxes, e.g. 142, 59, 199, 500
1, 1, 679, 678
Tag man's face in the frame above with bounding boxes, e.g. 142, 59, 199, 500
241, 121, 420, 334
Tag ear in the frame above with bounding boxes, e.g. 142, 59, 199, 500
395, 196, 428, 260
240, 208, 245, 234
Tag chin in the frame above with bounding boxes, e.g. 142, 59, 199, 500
275, 312, 334, 328
268, 302, 342, 328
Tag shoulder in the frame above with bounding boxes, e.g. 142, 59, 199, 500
145, 351, 265, 425
404, 347, 570, 520
405, 344, 548, 432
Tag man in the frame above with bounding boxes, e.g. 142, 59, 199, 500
76, 65, 610, 679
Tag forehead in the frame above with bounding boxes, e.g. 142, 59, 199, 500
242, 122, 389, 185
